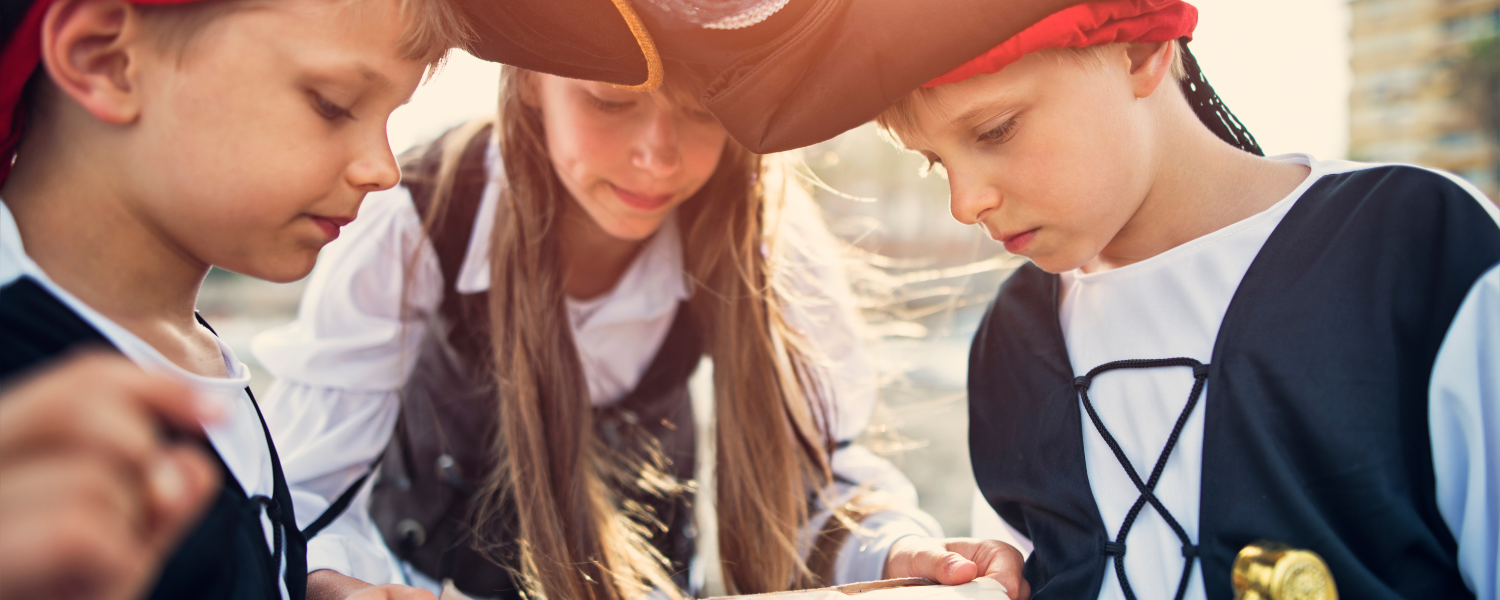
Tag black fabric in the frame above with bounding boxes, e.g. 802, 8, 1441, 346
968, 166, 1500, 600
301, 459, 380, 540
0, 277, 307, 600
1177, 40, 1262, 157
368, 127, 704, 598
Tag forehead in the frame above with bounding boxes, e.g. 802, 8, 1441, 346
882, 51, 1089, 150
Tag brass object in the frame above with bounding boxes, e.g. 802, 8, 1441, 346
1232, 541, 1338, 600
606, 0, 665, 92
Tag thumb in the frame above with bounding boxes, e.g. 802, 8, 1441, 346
886, 537, 980, 585
142, 446, 220, 556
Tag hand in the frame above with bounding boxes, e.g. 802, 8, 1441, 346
883, 536, 1031, 600
0, 352, 222, 600
308, 569, 438, 600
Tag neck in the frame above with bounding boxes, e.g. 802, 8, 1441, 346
558, 199, 648, 300
3, 137, 212, 358
1085, 105, 1310, 273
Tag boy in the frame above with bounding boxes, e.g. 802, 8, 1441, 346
0, 0, 465, 598
871, 1, 1499, 599
445, 0, 1497, 596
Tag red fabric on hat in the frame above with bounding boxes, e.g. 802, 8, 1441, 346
925, 0, 1197, 88
0, 0, 201, 183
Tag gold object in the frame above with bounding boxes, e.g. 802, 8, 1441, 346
607, 0, 665, 92
1232, 541, 1338, 600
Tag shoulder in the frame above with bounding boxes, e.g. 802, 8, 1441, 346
0, 278, 111, 382
1302, 160, 1500, 232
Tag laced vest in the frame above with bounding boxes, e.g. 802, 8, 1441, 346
968, 167, 1498, 599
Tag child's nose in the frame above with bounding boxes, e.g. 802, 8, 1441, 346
632, 106, 683, 179
347, 139, 401, 192
948, 173, 998, 226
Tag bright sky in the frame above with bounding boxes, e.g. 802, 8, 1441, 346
385, 0, 1352, 159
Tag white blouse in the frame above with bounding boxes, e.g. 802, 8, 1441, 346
251, 149, 940, 590
971, 156, 1500, 600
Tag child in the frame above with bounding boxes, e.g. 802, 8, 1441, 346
0, 0, 465, 598
252, 59, 1022, 600
868, 1, 1499, 599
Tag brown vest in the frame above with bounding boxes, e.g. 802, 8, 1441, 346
368, 126, 703, 598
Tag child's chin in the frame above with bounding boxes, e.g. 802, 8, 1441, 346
226, 256, 317, 284
1030, 253, 1083, 274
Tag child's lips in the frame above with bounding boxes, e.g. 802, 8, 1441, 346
610, 184, 674, 211
1001, 228, 1038, 254
308, 215, 353, 240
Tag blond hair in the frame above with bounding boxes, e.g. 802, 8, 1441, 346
422, 63, 841, 599
877, 40, 1186, 148
138, 0, 470, 70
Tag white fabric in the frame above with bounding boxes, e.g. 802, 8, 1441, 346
1431, 263, 1500, 600
967, 155, 1500, 600
0, 200, 290, 600
253, 150, 922, 587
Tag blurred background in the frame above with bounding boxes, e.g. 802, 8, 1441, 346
200, 0, 1500, 551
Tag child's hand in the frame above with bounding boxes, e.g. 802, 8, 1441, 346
883, 536, 1031, 600
308, 570, 438, 600
346, 585, 439, 600
0, 352, 221, 600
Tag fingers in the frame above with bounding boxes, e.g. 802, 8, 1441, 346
0, 352, 217, 463
142, 445, 221, 555
941, 538, 1029, 600
884, 535, 981, 586
345, 584, 439, 600
0, 454, 153, 600
0, 353, 224, 600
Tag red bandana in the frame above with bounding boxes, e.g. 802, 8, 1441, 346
926, 0, 1198, 88
0, 0, 201, 184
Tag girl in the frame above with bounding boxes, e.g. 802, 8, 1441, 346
254, 63, 1011, 600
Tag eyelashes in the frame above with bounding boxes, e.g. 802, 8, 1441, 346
977, 117, 1020, 144
313, 93, 354, 121
587, 94, 636, 113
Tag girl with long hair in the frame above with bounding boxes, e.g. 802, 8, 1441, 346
254, 63, 1024, 600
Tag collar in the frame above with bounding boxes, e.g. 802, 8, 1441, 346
0, 199, 250, 390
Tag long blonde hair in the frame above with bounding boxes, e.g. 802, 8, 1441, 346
421, 64, 838, 599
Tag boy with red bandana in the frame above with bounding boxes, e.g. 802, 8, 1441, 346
0, 0, 464, 598
872, 2, 1500, 599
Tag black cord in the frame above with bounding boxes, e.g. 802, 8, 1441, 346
1177, 38, 1264, 157
1074, 358, 1210, 600
251, 495, 284, 577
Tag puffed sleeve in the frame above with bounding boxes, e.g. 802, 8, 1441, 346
1429, 262, 1500, 600
252, 186, 444, 583
774, 190, 944, 585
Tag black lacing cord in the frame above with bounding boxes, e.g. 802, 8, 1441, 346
251, 495, 284, 576
1074, 358, 1210, 600
1177, 38, 1264, 157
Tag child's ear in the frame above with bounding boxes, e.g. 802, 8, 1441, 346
38, 0, 149, 125
1123, 40, 1175, 100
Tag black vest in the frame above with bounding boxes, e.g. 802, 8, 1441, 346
0, 276, 307, 600
968, 166, 1500, 600
366, 126, 703, 598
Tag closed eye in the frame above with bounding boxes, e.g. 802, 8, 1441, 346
588, 94, 636, 113
977, 117, 1019, 144
312, 93, 354, 121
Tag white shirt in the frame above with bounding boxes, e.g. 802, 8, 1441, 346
971, 155, 1500, 600
0, 200, 290, 600
252, 148, 940, 590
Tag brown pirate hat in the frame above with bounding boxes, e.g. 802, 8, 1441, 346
462, 0, 1086, 153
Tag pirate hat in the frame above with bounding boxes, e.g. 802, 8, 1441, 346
459, 0, 1257, 155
